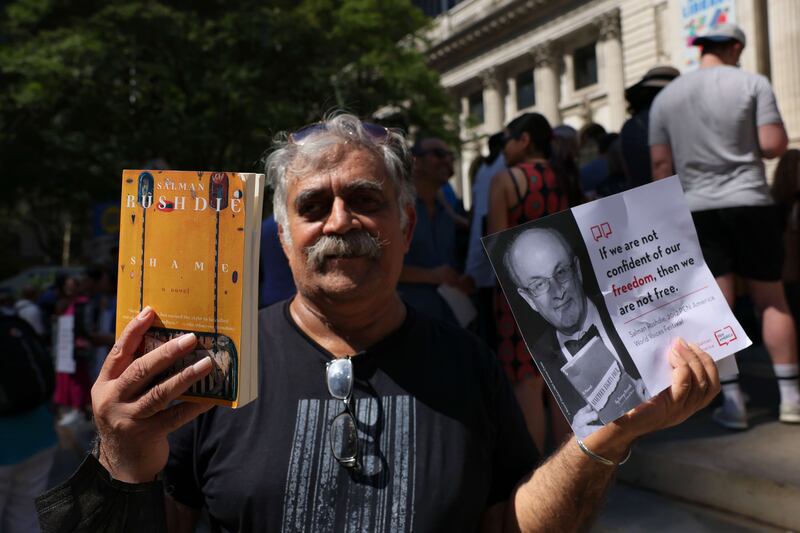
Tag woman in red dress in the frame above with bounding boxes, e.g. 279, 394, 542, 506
487, 113, 582, 453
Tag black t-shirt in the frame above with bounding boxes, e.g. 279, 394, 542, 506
165, 300, 538, 532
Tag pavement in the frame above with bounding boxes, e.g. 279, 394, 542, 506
605, 342, 800, 532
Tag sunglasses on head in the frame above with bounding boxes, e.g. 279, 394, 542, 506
290, 121, 390, 145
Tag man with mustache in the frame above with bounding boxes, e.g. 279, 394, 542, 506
39, 115, 719, 533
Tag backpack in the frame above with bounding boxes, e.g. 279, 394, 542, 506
0, 314, 56, 415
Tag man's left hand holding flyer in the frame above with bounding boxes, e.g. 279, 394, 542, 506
483, 176, 750, 437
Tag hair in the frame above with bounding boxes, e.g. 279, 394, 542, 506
550, 134, 583, 206
579, 123, 607, 150
700, 40, 739, 57
486, 131, 506, 164
626, 86, 662, 115
503, 228, 573, 287
264, 113, 415, 243
506, 112, 552, 158
772, 149, 800, 207
507, 113, 583, 206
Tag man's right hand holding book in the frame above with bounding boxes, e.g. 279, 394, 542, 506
91, 306, 215, 483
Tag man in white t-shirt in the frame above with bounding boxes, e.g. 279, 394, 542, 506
649, 23, 799, 428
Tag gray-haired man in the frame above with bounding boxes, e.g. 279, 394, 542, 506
39, 114, 719, 533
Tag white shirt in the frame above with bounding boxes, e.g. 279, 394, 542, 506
14, 299, 46, 336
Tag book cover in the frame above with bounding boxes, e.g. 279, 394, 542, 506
116, 170, 263, 407
560, 337, 641, 424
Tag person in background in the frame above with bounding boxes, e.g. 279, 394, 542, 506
772, 149, 800, 348
650, 23, 798, 428
399, 137, 472, 323
577, 122, 607, 168
580, 132, 621, 199
259, 214, 296, 309
488, 112, 583, 453
465, 131, 506, 344
85, 265, 117, 383
0, 288, 14, 316
13, 287, 46, 336
0, 311, 57, 533
52, 276, 93, 427
620, 66, 680, 187
595, 134, 627, 197
552, 125, 583, 199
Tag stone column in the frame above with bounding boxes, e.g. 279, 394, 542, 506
505, 74, 518, 121
531, 41, 561, 126
597, 10, 625, 130
768, 0, 800, 145
480, 67, 505, 132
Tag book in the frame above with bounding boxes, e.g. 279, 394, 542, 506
560, 336, 641, 424
116, 170, 265, 408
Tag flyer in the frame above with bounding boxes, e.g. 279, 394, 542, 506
482, 176, 751, 437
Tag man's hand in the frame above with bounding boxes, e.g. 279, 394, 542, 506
571, 404, 599, 439
593, 339, 720, 452
504, 340, 721, 532
91, 306, 214, 483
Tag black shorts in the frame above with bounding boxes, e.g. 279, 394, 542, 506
691, 205, 784, 281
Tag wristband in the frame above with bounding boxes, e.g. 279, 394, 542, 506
576, 437, 631, 467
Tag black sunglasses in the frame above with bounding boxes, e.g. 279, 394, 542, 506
290, 122, 389, 145
326, 357, 359, 469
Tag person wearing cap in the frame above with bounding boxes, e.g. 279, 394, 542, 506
620, 66, 680, 187
649, 23, 800, 430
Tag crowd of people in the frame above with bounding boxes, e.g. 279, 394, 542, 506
1, 21, 798, 533
0, 264, 117, 532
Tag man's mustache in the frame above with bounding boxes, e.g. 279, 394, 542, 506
305, 231, 387, 270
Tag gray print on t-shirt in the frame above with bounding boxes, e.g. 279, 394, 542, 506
281, 396, 417, 532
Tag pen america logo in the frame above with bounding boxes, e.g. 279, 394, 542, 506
714, 326, 737, 346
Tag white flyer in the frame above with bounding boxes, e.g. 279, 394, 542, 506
483, 176, 750, 437
55, 314, 76, 374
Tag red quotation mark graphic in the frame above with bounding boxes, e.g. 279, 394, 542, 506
590, 222, 613, 241
714, 326, 738, 346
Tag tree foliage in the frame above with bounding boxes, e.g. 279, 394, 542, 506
0, 0, 456, 264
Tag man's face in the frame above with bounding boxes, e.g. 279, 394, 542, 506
510, 230, 587, 335
279, 145, 415, 303
415, 138, 454, 186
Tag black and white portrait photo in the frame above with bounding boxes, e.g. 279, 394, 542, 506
484, 211, 649, 438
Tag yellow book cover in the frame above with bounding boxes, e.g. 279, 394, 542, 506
116, 169, 262, 407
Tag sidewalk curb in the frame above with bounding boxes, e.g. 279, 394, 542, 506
618, 447, 800, 531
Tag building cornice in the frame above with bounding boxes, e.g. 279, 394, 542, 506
426, 0, 551, 64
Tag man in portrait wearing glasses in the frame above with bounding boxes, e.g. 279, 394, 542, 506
504, 227, 648, 439
39, 114, 718, 533
398, 137, 472, 323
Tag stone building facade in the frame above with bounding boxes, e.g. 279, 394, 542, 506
423, 0, 800, 207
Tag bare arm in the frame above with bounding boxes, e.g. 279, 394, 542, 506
487, 170, 513, 235
758, 123, 789, 159
650, 144, 674, 180
501, 340, 720, 532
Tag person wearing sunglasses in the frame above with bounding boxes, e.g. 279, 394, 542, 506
39, 114, 720, 533
398, 137, 473, 324
503, 227, 648, 440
